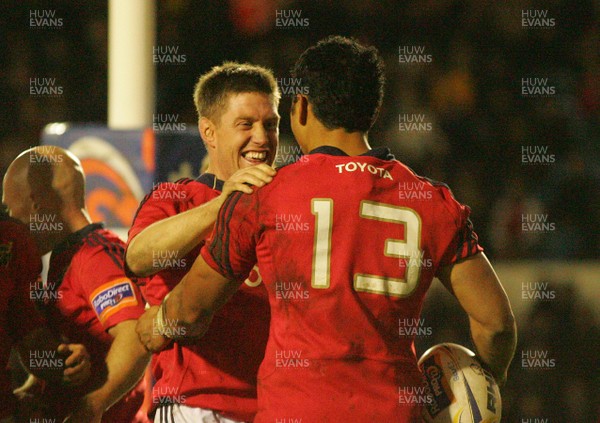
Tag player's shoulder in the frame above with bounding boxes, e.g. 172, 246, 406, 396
267, 155, 314, 184
131, 177, 213, 225
145, 177, 209, 201
396, 162, 451, 194
77, 226, 126, 266
397, 163, 470, 220
141, 177, 213, 207
267, 148, 402, 182
82, 227, 124, 249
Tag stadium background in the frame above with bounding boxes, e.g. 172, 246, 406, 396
0, 0, 598, 420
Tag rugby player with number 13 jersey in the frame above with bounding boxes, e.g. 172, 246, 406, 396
137, 36, 517, 423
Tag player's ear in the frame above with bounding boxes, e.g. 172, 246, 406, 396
27, 187, 41, 212
292, 94, 309, 127
199, 117, 216, 149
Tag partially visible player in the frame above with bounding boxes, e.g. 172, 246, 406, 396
137, 36, 517, 422
0, 214, 91, 422
126, 62, 278, 422
2, 146, 150, 423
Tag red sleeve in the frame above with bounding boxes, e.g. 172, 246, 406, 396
127, 180, 195, 242
8, 225, 45, 341
125, 180, 192, 278
200, 191, 260, 282
439, 197, 484, 267
78, 244, 145, 331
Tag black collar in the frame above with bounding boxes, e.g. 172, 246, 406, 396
308, 146, 395, 160
196, 173, 225, 192
53, 222, 104, 255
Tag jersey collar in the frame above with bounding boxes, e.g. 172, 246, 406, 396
308, 145, 395, 160
53, 222, 104, 255
196, 173, 225, 192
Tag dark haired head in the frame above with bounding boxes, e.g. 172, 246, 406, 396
194, 62, 280, 123
291, 36, 385, 133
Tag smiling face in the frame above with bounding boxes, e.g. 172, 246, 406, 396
201, 92, 280, 180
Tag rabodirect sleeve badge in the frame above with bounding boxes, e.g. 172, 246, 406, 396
90, 279, 138, 323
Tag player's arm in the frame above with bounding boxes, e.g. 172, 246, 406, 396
126, 165, 275, 277
137, 190, 261, 351
137, 254, 243, 351
66, 320, 150, 422
166, 255, 237, 337
437, 252, 517, 386
126, 195, 226, 277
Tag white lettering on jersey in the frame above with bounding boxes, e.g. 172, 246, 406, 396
335, 162, 393, 180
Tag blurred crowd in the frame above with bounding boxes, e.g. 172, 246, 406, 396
0, 0, 598, 261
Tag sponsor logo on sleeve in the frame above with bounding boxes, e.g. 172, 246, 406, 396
90, 279, 138, 323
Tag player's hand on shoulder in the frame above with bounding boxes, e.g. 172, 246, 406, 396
60, 343, 91, 386
221, 164, 276, 196
136, 306, 171, 352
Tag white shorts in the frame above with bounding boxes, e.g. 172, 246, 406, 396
154, 404, 246, 423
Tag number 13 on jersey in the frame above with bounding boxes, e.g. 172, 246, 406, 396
311, 199, 423, 297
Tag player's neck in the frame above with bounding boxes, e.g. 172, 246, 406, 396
204, 164, 225, 182
42, 209, 92, 254
308, 128, 371, 156
66, 208, 92, 233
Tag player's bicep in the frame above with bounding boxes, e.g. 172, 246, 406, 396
437, 253, 514, 332
128, 188, 178, 240
126, 192, 178, 270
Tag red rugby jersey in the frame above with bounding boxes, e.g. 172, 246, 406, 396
0, 216, 44, 419
201, 146, 483, 423
39, 223, 147, 422
126, 173, 269, 422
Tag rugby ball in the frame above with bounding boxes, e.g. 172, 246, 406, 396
418, 343, 501, 423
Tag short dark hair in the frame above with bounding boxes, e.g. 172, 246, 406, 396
291, 36, 385, 133
193, 62, 280, 122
